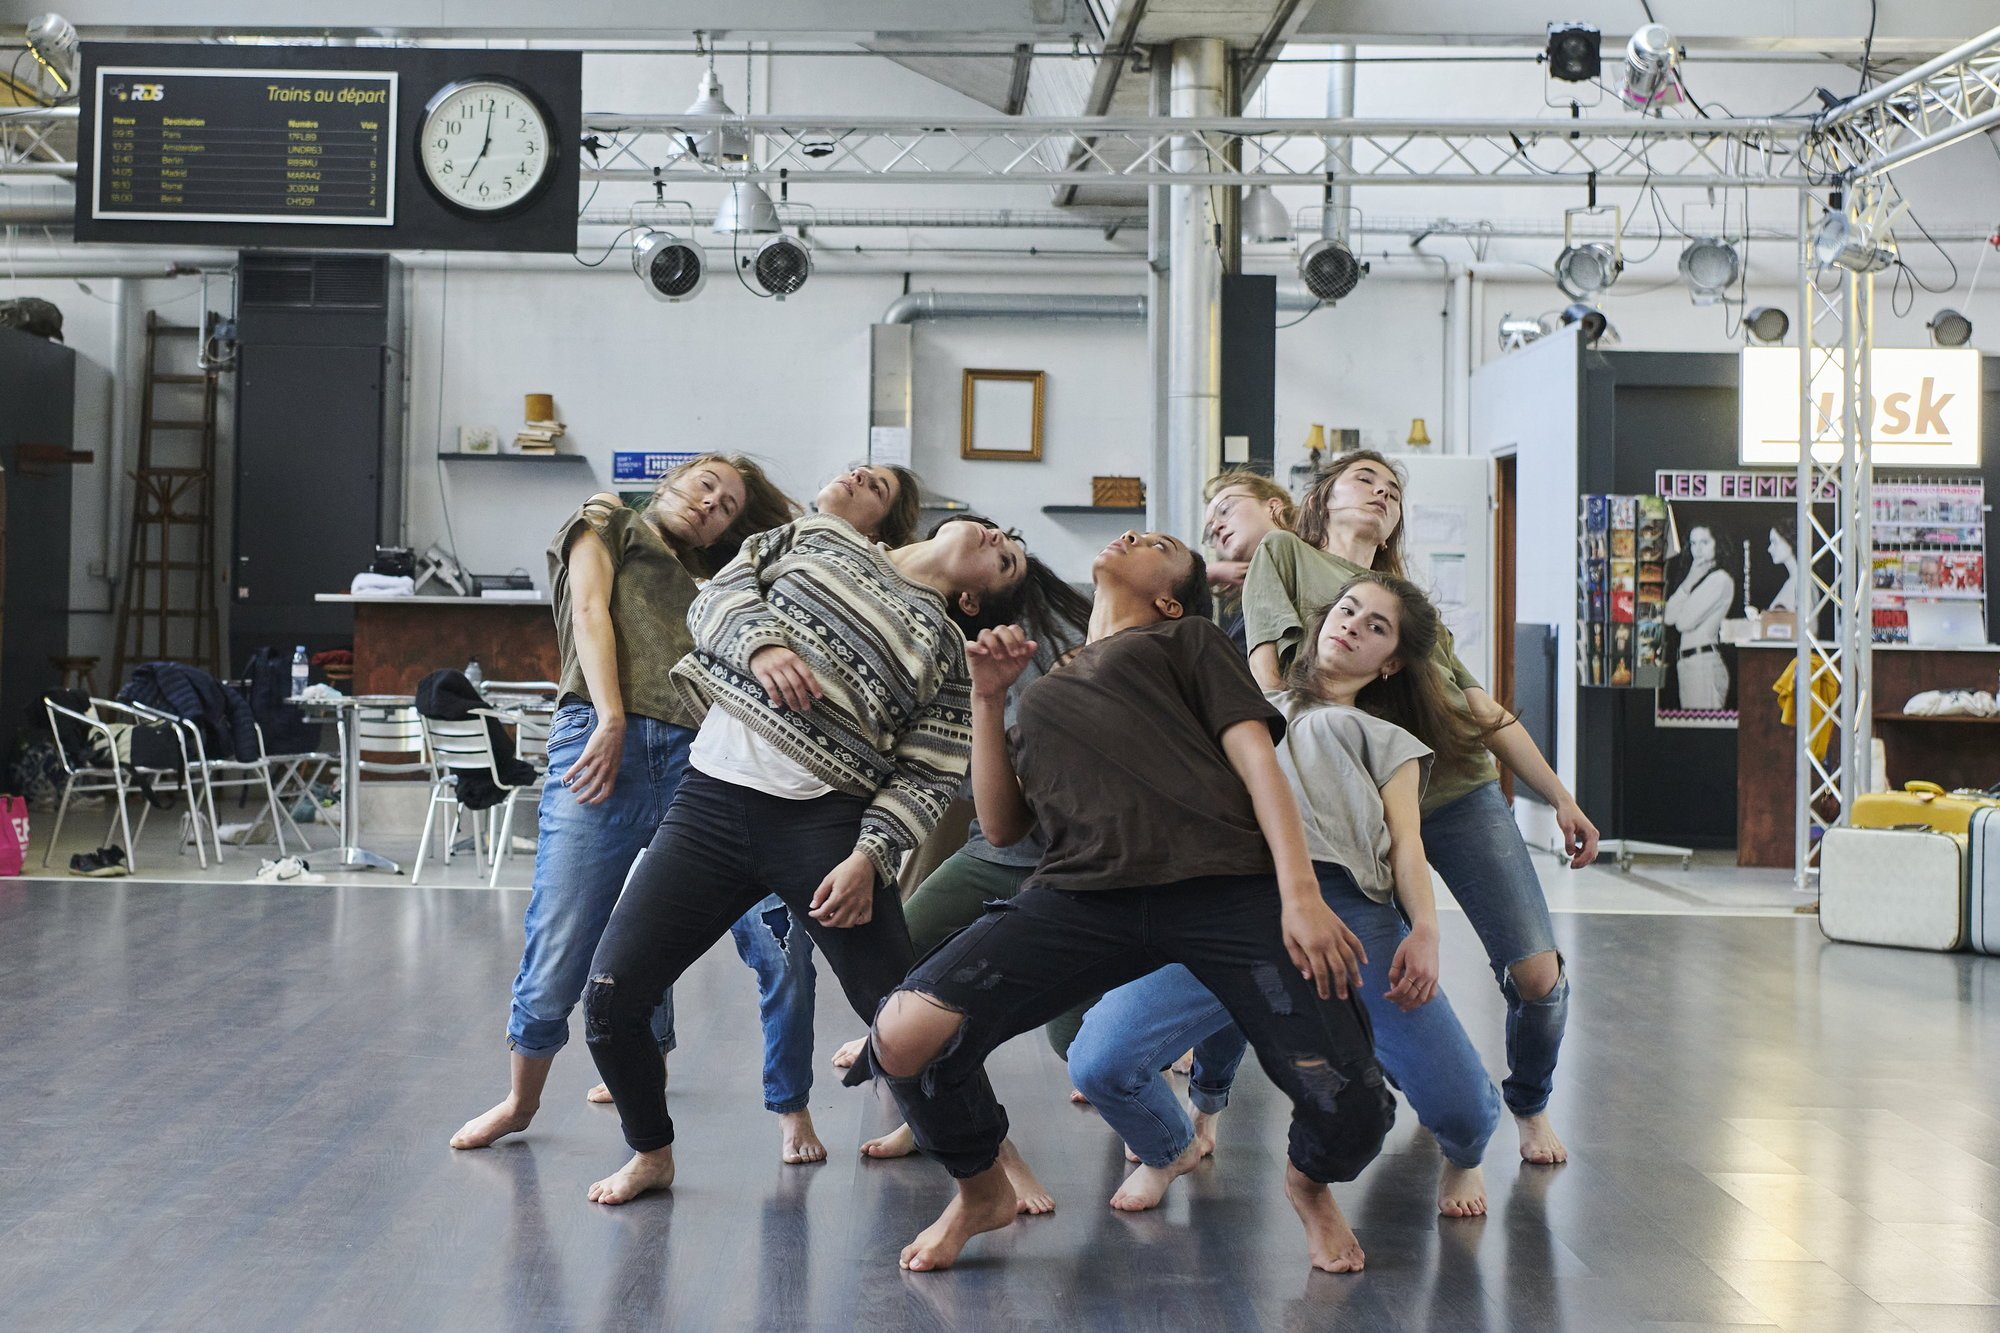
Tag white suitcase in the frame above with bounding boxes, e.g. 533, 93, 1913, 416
1971, 807, 2000, 957
1819, 826, 1967, 952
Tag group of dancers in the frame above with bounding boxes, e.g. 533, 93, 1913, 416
448, 449, 1601, 1272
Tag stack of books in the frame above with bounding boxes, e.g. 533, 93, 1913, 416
514, 420, 566, 454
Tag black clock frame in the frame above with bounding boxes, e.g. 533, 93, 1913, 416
415, 75, 559, 219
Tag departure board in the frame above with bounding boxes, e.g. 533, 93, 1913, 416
92, 66, 397, 226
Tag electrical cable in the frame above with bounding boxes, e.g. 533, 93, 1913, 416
574, 223, 643, 267
1275, 299, 1322, 329
431, 258, 460, 561
1858, 0, 1878, 95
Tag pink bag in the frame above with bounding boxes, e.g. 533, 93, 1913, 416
0, 796, 28, 876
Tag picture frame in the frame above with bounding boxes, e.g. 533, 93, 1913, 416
961, 369, 1045, 461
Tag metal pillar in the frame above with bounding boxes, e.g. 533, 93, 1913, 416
1792, 187, 1876, 888
1147, 54, 1173, 535
1166, 37, 1226, 544
1325, 43, 1356, 242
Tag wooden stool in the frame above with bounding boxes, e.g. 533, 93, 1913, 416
51, 655, 100, 694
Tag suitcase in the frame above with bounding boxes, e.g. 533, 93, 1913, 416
1851, 781, 2000, 836
1972, 806, 2000, 957
1819, 825, 1967, 951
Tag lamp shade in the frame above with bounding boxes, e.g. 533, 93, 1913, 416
683, 68, 751, 162
1407, 418, 1432, 447
1301, 423, 1325, 455
713, 181, 782, 235
1242, 185, 1293, 244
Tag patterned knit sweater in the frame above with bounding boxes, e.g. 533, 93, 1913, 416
670, 513, 973, 881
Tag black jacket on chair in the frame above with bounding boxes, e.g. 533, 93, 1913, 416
414, 670, 536, 810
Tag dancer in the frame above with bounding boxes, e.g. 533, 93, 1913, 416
580, 503, 1034, 1205
1068, 573, 1502, 1217
1242, 449, 1595, 1166
862, 530, 1393, 1273
449, 455, 797, 1153
1203, 470, 1296, 651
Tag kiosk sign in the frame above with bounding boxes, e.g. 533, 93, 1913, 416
1739, 347, 1981, 467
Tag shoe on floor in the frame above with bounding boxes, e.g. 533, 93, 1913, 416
254, 856, 325, 884
68, 846, 130, 878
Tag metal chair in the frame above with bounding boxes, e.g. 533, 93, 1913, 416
413, 712, 532, 884
483, 708, 551, 888
125, 700, 290, 864
41, 698, 153, 870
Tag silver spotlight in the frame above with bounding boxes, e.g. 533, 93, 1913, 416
1299, 237, 1367, 302
1812, 196, 1899, 273
747, 233, 813, 298
1745, 306, 1790, 344
1555, 242, 1620, 300
1678, 237, 1740, 306
1242, 185, 1294, 245
632, 230, 707, 303
679, 66, 751, 163
1497, 315, 1546, 353
1928, 308, 1973, 347
1621, 24, 1678, 110
24, 13, 77, 94
1560, 302, 1613, 346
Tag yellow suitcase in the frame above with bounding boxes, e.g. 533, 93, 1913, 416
1851, 781, 2000, 835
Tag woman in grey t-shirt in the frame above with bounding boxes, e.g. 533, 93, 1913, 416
1067, 572, 1505, 1220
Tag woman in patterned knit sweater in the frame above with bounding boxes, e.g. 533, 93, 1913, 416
580, 502, 1035, 1205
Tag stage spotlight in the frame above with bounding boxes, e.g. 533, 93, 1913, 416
1299, 237, 1368, 302
1813, 193, 1901, 273
24, 12, 76, 94
1560, 302, 1610, 346
1928, 308, 1973, 347
1622, 24, 1678, 110
1545, 23, 1602, 84
1242, 185, 1294, 244
1497, 315, 1546, 353
747, 233, 813, 297
1745, 306, 1790, 344
1555, 241, 1620, 300
632, 230, 707, 303
1678, 237, 1740, 306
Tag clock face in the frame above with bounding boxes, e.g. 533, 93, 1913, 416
418, 78, 554, 214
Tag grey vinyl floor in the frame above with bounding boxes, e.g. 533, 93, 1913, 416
2, 878, 1998, 1333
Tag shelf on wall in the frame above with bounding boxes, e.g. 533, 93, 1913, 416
438, 452, 588, 463
1042, 505, 1145, 515
1872, 712, 2000, 724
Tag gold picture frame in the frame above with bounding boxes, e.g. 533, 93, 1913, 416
961, 369, 1045, 461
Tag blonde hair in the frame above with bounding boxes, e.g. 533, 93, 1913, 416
649, 453, 801, 577
1204, 470, 1297, 531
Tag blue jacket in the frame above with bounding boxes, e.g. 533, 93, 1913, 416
119, 662, 259, 763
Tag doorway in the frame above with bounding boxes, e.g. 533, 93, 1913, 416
1495, 451, 1518, 800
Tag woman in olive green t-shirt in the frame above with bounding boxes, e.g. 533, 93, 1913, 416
1241, 449, 1597, 1169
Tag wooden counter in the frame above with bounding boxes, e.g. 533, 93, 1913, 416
1736, 642, 2000, 867
315, 594, 559, 696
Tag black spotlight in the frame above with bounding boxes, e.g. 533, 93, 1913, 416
1928, 307, 1973, 348
1546, 23, 1603, 83
1299, 238, 1368, 302
1560, 302, 1609, 345
1745, 305, 1790, 345
748, 234, 813, 297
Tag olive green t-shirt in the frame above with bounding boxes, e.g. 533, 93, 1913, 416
1241, 529, 1499, 811
546, 498, 701, 728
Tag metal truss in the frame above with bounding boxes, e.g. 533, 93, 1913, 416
578, 112, 1809, 187
1792, 187, 1877, 886
0, 104, 76, 168
1808, 22, 2000, 182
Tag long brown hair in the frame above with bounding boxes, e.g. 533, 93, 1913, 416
650, 453, 800, 577
1294, 449, 1408, 577
1285, 572, 1492, 777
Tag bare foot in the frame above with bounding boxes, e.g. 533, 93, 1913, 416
449, 1097, 537, 1150
587, 1054, 668, 1106
1191, 1108, 1220, 1159
899, 1167, 1019, 1272
1438, 1163, 1488, 1217
831, 1036, 865, 1070
1169, 1049, 1194, 1075
862, 1121, 917, 1159
1516, 1112, 1569, 1165
586, 1147, 676, 1205
1284, 1162, 1365, 1273
998, 1138, 1055, 1216
781, 1109, 827, 1165
1109, 1136, 1204, 1212
1068, 1088, 1091, 1107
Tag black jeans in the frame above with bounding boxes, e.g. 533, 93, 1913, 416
584, 768, 916, 1153
866, 875, 1395, 1183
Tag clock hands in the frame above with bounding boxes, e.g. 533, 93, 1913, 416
460, 104, 496, 190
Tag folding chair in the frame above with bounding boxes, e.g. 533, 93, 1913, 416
125, 700, 290, 864
41, 698, 153, 871
413, 713, 534, 884
484, 708, 551, 888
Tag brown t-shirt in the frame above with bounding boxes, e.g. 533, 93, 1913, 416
1010, 617, 1284, 892
546, 497, 701, 728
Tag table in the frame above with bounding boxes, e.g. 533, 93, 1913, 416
314, 594, 558, 695
294, 693, 420, 875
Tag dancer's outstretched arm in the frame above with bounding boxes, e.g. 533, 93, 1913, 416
964, 626, 1037, 847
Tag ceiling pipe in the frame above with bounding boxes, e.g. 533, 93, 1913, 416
1324, 43, 1356, 246
881, 288, 1334, 324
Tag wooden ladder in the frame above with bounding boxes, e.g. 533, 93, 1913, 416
111, 311, 224, 683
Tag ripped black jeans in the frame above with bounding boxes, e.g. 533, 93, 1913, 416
865, 874, 1396, 1184
585, 769, 916, 1153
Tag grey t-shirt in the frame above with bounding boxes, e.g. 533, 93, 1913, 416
1269, 692, 1432, 904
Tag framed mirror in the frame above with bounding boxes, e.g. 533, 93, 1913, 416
961, 369, 1045, 461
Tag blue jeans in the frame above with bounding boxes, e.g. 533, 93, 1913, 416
1422, 780, 1568, 1116
1069, 863, 1500, 1169
509, 703, 688, 1058
729, 895, 817, 1113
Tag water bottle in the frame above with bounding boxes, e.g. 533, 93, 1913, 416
464, 657, 484, 688
291, 645, 309, 698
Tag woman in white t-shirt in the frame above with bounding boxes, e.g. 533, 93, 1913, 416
1066, 572, 1503, 1226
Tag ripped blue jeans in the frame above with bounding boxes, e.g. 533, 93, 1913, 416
729, 895, 817, 1113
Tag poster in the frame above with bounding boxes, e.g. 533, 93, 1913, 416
1578, 494, 1666, 689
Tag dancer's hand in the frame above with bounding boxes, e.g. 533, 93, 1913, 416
1280, 894, 1365, 1001
561, 715, 624, 804
965, 625, 1038, 701
1207, 559, 1249, 592
1555, 799, 1600, 868
1384, 925, 1439, 1012
751, 645, 823, 712
810, 849, 877, 928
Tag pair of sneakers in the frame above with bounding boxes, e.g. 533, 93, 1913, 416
254, 855, 326, 884
68, 846, 129, 878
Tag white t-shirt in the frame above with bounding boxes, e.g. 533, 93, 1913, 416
1267, 692, 1433, 903
689, 708, 834, 799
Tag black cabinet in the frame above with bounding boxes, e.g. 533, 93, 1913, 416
0, 328, 77, 758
